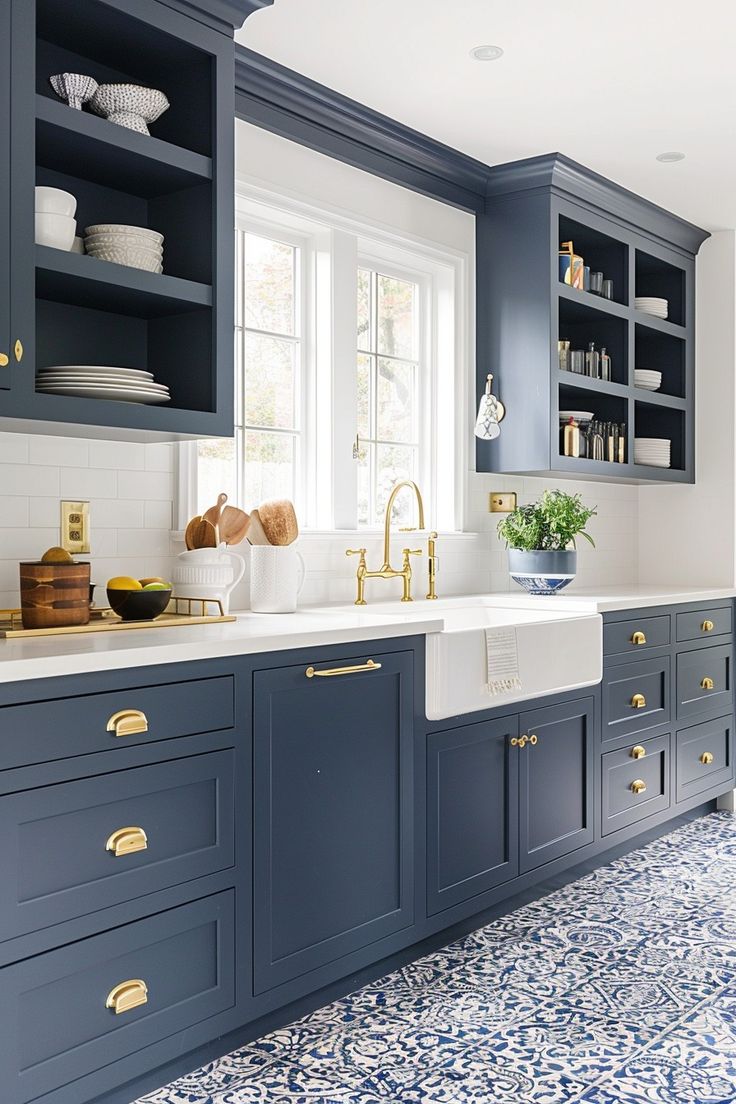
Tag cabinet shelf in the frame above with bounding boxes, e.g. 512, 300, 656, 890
35, 246, 212, 318
555, 370, 629, 400
633, 310, 686, 339
557, 283, 630, 322
36, 96, 212, 197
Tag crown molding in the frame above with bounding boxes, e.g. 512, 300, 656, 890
159, 0, 274, 34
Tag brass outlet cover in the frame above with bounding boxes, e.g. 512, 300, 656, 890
61, 500, 90, 555
489, 492, 517, 513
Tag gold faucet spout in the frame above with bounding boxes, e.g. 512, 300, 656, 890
381, 480, 425, 569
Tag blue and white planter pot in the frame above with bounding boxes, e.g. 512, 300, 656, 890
507, 549, 577, 595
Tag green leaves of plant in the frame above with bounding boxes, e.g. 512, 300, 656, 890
497, 489, 596, 552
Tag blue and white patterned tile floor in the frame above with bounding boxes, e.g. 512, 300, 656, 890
137, 812, 736, 1104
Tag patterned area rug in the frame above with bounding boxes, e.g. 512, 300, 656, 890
138, 811, 736, 1104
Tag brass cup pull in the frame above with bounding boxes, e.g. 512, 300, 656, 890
631, 631, 647, 646
630, 745, 646, 760
106, 709, 149, 737
106, 826, 148, 857
14, 339, 23, 363
0, 352, 8, 367
702, 620, 715, 633
631, 693, 647, 709
700, 677, 715, 691
631, 779, 647, 796
306, 659, 381, 678
106, 979, 148, 1015
700, 751, 715, 766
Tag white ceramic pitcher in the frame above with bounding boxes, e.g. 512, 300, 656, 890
249, 545, 306, 613
172, 546, 245, 614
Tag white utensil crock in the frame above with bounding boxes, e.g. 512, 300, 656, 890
249, 545, 305, 613
172, 546, 245, 614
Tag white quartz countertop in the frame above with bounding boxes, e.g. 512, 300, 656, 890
481, 586, 736, 613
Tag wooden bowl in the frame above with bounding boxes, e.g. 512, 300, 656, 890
20, 560, 91, 629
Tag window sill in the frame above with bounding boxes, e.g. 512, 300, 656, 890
170, 529, 482, 543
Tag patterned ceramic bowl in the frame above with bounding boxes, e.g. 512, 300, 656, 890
49, 72, 98, 111
89, 83, 169, 135
85, 243, 163, 272
85, 224, 164, 246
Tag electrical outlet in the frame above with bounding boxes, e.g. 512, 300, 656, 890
489, 491, 517, 513
61, 501, 90, 555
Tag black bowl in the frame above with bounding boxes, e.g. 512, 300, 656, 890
106, 587, 172, 622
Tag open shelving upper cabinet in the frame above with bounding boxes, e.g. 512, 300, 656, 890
475, 153, 709, 484
1, 0, 235, 440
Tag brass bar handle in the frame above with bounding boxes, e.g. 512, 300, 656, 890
106, 709, 149, 737
700, 677, 715, 691
702, 620, 715, 633
106, 826, 148, 857
106, 979, 148, 1015
631, 631, 647, 646
631, 779, 647, 796
306, 659, 382, 679
0, 352, 8, 367
14, 339, 23, 363
630, 745, 646, 760
700, 751, 715, 766
631, 693, 647, 709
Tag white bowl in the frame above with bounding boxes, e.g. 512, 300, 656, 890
85, 233, 162, 254
85, 223, 163, 245
71, 236, 85, 255
35, 186, 77, 217
85, 243, 163, 272
35, 212, 76, 250
89, 84, 169, 135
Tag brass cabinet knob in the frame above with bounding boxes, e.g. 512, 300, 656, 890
630, 745, 646, 759
702, 620, 715, 633
0, 352, 8, 367
700, 677, 715, 691
511, 735, 532, 748
106, 708, 149, 737
106, 979, 148, 1015
631, 631, 647, 645
700, 751, 715, 766
528, 734, 538, 746
106, 826, 148, 857
630, 779, 647, 796
631, 693, 647, 709
14, 339, 23, 363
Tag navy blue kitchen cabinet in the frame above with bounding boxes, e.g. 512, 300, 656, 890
252, 649, 415, 994
426, 715, 519, 915
0, 0, 10, 392
518, 698, 595, 872
3, 0, 235, 440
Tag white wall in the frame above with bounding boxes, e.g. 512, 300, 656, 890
0, 433, 176, 610
638, 231, 736, 586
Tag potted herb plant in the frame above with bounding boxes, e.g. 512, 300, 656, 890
497, 489, 596, 594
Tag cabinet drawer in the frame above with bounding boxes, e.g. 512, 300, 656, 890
0, 675, 235, 771
676, 605, 733, 643
0, 892, 234, 1104
603, 615, 670, 656
602, 734, 670, 835
602, 657, 670, 741
0, 751, 234, 943
676, 716, 734, 801
676, 644, 733, 720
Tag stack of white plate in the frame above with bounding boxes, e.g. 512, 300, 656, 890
84, 224, 164, 274
36, 365, 171, 404
634, 296, 668, 319
558, 410, 594, 424
634, 369, 662, 392
634, 437, 671, 468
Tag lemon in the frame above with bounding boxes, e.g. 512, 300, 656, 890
142, 582, 171, 591
41, 546, 73, 564
107, 576, 143, 591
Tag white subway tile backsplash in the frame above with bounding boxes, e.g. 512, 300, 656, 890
60, 467, 117, 499
118, 469, 172, 501
116, 528, 171, 558
145, 443, 175, 472
90, 498, 144, 529
0, 496, 30, 527
144, 500, 172, 530
28, 496, 59, 527
0, 433, 29, 465
89, 440, 145, 471
29, 436, 89, 468
0, 463, 60, 497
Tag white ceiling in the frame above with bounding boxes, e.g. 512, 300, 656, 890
238, 0, 736, 232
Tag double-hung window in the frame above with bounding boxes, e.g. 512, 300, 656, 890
189, 191, 465, 533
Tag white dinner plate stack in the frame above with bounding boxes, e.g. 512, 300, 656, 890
84, 224, 164, 273
36, 365, 171, 404
634, 437, 671, 468
634, 296, 668, 319
634, 369, 662, 392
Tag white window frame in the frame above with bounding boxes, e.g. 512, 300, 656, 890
177, 178, 469, 535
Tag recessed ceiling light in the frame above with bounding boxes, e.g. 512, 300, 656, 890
470, 44, 504, 61
656, 151, 686, 163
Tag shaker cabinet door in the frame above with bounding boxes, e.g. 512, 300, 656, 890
253, 649, 414, 994
518, 697, 595, 873
0, 0, 11, 389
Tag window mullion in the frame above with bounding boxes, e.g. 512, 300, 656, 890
328, 229, 359, 530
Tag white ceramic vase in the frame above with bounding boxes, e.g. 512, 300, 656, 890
172, 546, 245, 614
249, 545, 306, 614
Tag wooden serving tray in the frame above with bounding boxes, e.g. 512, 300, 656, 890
0, 597, 237, 639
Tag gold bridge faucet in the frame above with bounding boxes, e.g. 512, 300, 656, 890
347, 480, 434, 605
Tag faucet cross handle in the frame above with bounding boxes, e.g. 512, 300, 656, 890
346, 548, 368, 606
402, 548, 422, 567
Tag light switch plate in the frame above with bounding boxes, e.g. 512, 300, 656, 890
489, 492, 517, 513
61, 501, 90, 554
